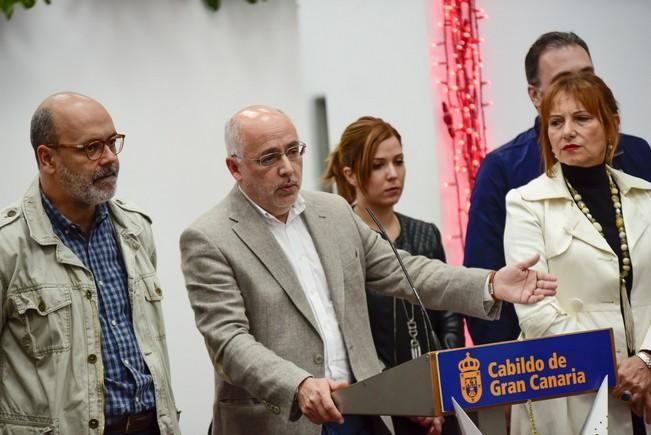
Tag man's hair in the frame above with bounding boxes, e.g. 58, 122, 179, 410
539, 71, 619, 175
224, 117, 241, 157
30, 107, 56, 150
322, 115, 402, 204
525, 32, 591, 88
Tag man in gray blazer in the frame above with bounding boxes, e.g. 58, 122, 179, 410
180, 105, 556, 435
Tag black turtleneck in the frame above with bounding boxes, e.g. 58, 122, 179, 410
561, 163, 633, 298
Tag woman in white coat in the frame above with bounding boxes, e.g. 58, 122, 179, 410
505, 71, 651, 435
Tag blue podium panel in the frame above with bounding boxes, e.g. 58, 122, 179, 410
435, 329, 616, 414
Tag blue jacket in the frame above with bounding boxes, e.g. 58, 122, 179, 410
464, 119, 651, 345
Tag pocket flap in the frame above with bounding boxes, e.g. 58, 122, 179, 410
9, 287, 72, 316
544, 226, 573, 259
143, 277, 163, 302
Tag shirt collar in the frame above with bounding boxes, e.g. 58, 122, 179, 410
41, 191, 110, 234
238, 186, 305, 224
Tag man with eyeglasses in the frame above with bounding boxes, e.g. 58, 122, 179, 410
180, 105, 557, 435
0, 92, 180, 435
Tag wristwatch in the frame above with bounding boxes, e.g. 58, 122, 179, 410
636, 351, 651, 370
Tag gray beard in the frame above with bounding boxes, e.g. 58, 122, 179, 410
56, 163, 118, 206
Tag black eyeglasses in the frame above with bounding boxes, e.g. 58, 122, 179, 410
45, 134, 125, 161
233, 142, 306, 167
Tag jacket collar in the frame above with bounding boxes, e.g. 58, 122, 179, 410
520, 162, 651, 202
520, 163, 651, 254
22, 177, 143, 248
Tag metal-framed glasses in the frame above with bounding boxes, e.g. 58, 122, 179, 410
233, 142, 306, 167
45, 133, 125, 161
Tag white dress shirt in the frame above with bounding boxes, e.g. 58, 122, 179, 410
242, 190, 353, 382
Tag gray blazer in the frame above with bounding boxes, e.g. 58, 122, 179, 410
180, 187, 498, 435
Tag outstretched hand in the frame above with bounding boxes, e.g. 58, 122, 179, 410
493, 254, 557, 304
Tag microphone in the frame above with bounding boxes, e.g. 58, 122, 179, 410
365, 208, 443, 354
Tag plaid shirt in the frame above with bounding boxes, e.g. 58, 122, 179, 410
42, 195, 156, 421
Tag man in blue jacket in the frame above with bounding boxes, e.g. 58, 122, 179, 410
464, 31, 651, 345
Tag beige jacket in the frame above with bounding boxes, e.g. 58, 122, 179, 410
180, 187, 498, 435
0, 180, 180, 435
505, 164, 651, 435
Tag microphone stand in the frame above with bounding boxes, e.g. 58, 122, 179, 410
365, 208, 443, 354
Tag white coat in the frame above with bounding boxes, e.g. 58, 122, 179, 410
504, 164, 651, 435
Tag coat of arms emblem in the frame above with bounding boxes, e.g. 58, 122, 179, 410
458, 352, 482, 403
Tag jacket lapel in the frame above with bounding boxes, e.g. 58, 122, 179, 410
612, 170, 651, 251
622, 198, 650, 251
529, 165, 651, 254
302, 197, 346, 325
522, 165, 613, 254
228, 188, 320, 333
23, 178, 87, 269
562, 203, 613, 254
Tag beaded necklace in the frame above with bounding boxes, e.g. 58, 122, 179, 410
564, 168, 634, 352
356, 207, 427, 363
528, 168, 634, 435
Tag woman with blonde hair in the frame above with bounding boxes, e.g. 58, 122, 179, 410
324, 116, 462, 435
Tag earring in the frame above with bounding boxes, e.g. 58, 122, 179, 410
607, 142, 613, 150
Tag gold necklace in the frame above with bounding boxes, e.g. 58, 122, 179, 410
565, 169, 634, 352
527, 169, 634, 435
565, 170, 630, 295
527, 400, 539, 435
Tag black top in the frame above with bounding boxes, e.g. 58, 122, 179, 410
365, 212, 464, 368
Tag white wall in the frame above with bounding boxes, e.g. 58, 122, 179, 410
0, 1, 308, 433
1, 1, 650, 433
480, 0, 651, 149
298, 0, 441, 226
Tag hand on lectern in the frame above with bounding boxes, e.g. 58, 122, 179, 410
493, 254, 557, 304
297, 377, 349, 424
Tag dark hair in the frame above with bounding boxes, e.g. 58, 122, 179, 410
30, 107, 56, 150
323, 116, 401, 204
525, 32, 591, 88
539, 71, 619, 175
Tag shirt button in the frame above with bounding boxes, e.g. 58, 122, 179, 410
85, 290, 93, 299
111, 319, 117, 327
99, 281, 104, 287
313, 354, 324, 365
155, 288, 162, 296
87, 354, 97, 364
88, 419, 99, 429
38, 300, 46, 312
124, 359, 130, 366
6, 209, 16, 217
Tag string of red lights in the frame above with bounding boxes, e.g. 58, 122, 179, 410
434, 0, 490, 258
